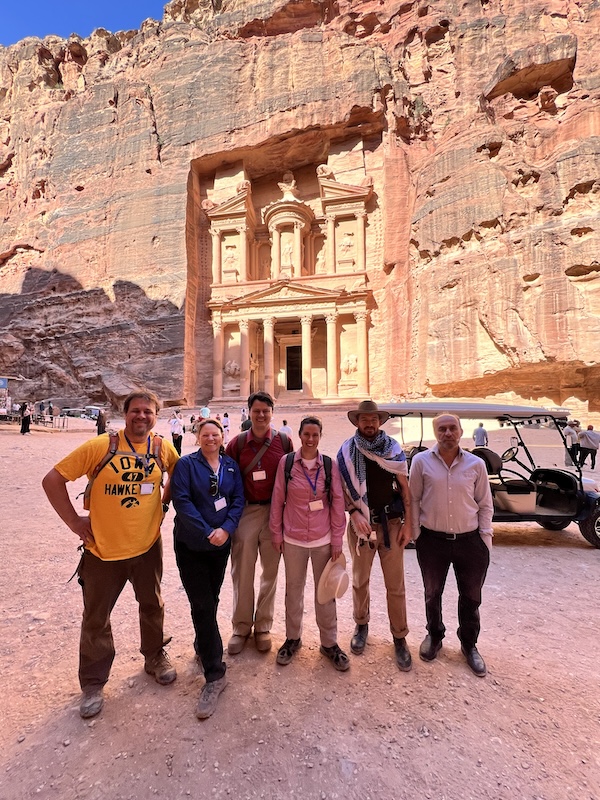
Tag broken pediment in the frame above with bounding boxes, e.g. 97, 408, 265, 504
205, 182, 256, 229
318, 175, 374, 208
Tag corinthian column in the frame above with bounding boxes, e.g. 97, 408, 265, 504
356, 211, 367, 272
239, 320, 250, 399
301, 314, 313, 396
263, 316, 275, 398
237, 226, 248, 283
354, 310, 369, 395
326, 214, 336, 274
212, 317, 223, 398
294, 221, 303, 279
211, 230, 222, 284
270, 226, 281, 280
326, 310, 339, 397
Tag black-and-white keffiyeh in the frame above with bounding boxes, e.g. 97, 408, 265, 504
337, 430, 407, 521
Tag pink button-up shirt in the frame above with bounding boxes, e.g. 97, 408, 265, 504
409, 445, 494, 548
269, 450, 346, 549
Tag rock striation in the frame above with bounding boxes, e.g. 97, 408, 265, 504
0, 0, 598, 408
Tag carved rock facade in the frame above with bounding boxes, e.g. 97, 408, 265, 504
0, 0, 598, 408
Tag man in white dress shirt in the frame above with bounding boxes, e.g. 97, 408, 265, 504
409, 414, 493, 677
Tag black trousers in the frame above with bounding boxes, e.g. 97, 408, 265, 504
172, 434, 183, 455
415, 529, 490, 649
174, 539, 230, 683
579, 447, 597, 469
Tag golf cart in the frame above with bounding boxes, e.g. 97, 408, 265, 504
378, 401, 600, 549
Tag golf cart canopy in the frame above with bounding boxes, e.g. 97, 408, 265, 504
378, 401, 570, 422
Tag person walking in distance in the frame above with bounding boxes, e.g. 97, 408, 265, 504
224, 392, 293, 654
410, 414, 493, 677
42, 389, 179, 718
337, 400, 413, 672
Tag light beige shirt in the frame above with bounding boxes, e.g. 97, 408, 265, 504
409, 444, 494, 549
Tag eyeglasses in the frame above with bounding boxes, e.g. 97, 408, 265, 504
209, 474, 219, 496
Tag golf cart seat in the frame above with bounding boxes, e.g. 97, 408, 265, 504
531, 468, 580, 515
472, 447, 536, 513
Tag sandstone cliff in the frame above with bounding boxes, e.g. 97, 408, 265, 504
0, 0, 598, 408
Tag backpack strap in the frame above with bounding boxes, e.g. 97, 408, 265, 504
82, 431, 120, 510
152, 433, 164, 473
234, 431, 248, 461
283, 452, 295, 498
322, 454, 332, 503
278, 431, 292, 453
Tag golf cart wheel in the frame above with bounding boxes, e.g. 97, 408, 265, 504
538, 519, 571, 531
579, 509, 600, 548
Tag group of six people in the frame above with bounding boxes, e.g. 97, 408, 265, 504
42, 390, 493, 721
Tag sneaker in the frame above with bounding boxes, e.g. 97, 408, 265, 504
196, 676, 227, 719
276, 638, 302, 666
80, 687, 104, 719
144, 649, 177, 685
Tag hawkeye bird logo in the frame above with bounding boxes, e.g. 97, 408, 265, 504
121, 497, 140, 508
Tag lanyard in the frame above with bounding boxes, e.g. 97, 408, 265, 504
300, 462, 321, 498
124, 434, 152, 476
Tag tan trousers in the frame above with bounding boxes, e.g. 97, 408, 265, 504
230, 503, 281, 636
282, 541, 338, 647
347, 518, 409, 639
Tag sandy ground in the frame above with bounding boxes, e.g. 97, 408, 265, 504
1, 409, 599, 800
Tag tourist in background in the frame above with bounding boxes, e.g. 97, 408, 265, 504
169, 409, 184, 455
20, 402, 31, 435
579, 425, 600, 469
472, 422, 488, 447
171, 417, 244, 719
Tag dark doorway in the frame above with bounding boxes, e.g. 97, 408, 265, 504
286, 346, 302, 390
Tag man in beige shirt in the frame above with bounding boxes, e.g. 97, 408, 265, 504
409, 414, 493, 677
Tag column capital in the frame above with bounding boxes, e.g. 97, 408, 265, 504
300, 314, 313, 327
210, 228, 221, 239
212, 318, 223, 333
354, 310, 369, 323
325, 310, 338, 325
263, 316, 276, 329
355, 209, 368, 220
239, 319, 249, 332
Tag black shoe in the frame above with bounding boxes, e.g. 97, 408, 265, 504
393, 637, 412, 672
350, 624, 368, 655
276, 638, 302, 666
461, 645, 486, 677
419, 635, 443, 662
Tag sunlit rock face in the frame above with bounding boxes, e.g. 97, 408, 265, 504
0, 0, 598, 408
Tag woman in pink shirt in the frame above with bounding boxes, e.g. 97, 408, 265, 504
270, 416, 349, 671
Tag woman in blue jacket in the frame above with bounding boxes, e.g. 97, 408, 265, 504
171, 417, 244, 719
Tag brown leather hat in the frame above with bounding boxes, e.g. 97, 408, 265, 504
347, 400, 390, 427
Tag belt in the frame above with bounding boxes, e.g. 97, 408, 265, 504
420, 526, 480, 541
246, 500, 271, 506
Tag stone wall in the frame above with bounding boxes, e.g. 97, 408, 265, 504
0, 0, 598, 408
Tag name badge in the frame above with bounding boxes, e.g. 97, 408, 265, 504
309, 499, 324, 512
214, 497, 227, 511
253, 470, 267, 481
140, 483, 154, 495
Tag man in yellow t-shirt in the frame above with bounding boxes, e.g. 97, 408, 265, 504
42, 390, 179, 719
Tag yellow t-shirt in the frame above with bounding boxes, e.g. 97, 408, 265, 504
55, 431, 179, 561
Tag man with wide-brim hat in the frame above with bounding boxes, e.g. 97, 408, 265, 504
337, 399, 413, 671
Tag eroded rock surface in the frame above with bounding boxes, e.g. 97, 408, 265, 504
0, 0, 598, 407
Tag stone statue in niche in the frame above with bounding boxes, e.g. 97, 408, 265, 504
340, 231, 355, 254
224, 360, 240, 378
341, 354, 358, 376
236, 179, 251, 193
315, 248, 325, 273
222, 245, 239, 281
281, 238, 294, 274
278, 171, 300, 201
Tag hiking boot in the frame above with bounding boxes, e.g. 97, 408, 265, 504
144, 649, 177, 685
227, 633, 249, 655
254, 631, 272, 652
351, 624, 368, 655
276, 638, 302, 666
196, 676, 227, 719
80, 687, 104, 719
393, 637, 413, 672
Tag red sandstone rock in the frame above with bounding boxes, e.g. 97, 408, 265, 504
0, 0, 598, 409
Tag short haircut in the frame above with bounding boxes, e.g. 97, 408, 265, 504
282, 419, 288, 425
248, 391, 274, 410
196, 417, 224, 435
432, 412, 462, 430
299, 415, 322, 434
123, 390, 160, 414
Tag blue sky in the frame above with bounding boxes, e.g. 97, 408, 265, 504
1, 1, 168, 47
